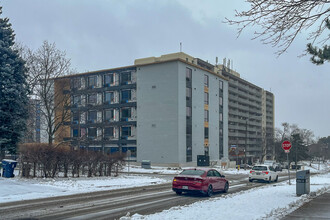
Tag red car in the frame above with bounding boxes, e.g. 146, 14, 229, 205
172, 168, 229, 197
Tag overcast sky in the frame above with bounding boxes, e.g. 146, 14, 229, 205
2, 0, 329, 138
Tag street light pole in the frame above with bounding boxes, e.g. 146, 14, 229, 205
245, 120, 248, 165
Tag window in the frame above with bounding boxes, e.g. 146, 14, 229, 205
88, 75, 97, 87
220, 113, 223, 122
213, 170, 221, 177
104, 109, 114, 121
88, 127, 97, 137
121, 72, 131, 84
207, 170, 214, 177
81, 128, 86, 137
219, 96, 223, 106
88, 94, 97, 104
186, 87, 191, 98
121, 90, 131, 102
104, 92, 114, 103
104, 74, 114, 85
122, 108, 131, 118
72, 112, 79, 122
122, 147, 137, 157
219, 80, 223, 90
204, 92, 209, 105
186, 68, 192, 80
104, 127, 114, 137
186, 125, 192, 134
88, 111, 97, 122
204, 110, 209, 122
186, 106, 192, 117
204, 127, 209, 139
72, 129, 79, 137
122, 126, 131, 137
180, 169, 205, 176
73, 95, 81, 105
72, 78, 81, 89
204, 75, 209, 87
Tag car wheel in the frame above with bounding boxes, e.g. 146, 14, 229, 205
268, 177, 271, 183
223, 182, 229, 193
175, 191, 182, 195
249, 179, 253, 182
206, 185, 213, 197
275, 175, 278, 182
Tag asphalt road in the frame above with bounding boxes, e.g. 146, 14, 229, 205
0, 171, 292, 220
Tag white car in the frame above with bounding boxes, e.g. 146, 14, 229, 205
249, 164, 278, 183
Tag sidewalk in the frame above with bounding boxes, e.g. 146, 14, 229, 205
282, 192, 330, 219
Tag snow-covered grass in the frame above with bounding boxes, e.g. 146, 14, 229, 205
123, 172, 330, 220
0, 174, 167, 204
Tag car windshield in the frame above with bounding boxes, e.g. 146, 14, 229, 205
180, 169, 205, 176
252, 166, 267, 171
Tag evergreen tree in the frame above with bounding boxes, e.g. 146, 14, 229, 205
307, 19, 330, 65
291, 133, 310, 165
0, 7, 29, 158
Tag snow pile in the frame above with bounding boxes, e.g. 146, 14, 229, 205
122, 165, 182, 174
124, 172, 330, 220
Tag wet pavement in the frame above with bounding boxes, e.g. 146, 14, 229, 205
282, 192, 330, 220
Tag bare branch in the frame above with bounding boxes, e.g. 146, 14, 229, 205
225, 0, 330, 55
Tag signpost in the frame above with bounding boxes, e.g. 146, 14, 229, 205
282, 140, 292, 184
127, 150, 131, 176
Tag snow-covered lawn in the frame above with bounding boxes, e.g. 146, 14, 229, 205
0, 174, 168, 203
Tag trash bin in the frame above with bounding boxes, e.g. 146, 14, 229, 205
197, 155, 209, 166
2, 159, 17, 178
141, 160, 151, 169
296, 170, 310, 196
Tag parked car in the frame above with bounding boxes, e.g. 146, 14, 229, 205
290, 162, 302, 170
274, 163, 282, 171
282, 162, 289, 169
263, 160, 276, 168
249, 164, 278, 183
172, 168, 229, 197
236, 164, 252, 169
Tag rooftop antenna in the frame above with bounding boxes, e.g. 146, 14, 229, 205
216, 57, 218, 65
180, 42, 182, 52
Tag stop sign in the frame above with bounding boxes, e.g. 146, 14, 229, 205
282, 140, 292, 151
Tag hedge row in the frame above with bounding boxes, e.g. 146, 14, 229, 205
19, 143, 126, 178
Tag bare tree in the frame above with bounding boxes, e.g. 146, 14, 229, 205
225, 0, 330, 56
24, 41, 74, 145
274, 122, 316, 161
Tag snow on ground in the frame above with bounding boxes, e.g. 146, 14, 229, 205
123, 171, 330, 220
0, 162, 328, 220
122, 165, 182, 174
123, 164, 251, 175
0, 173, 167, 204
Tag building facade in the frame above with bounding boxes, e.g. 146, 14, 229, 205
54, 52, 274, 166
134, 53, 229, 165
220, 66, 275, 164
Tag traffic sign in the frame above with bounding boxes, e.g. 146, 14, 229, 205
282, 140, 292, 152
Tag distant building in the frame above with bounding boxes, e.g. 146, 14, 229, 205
221, 66, 275, 163
54, 52, 274, 166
